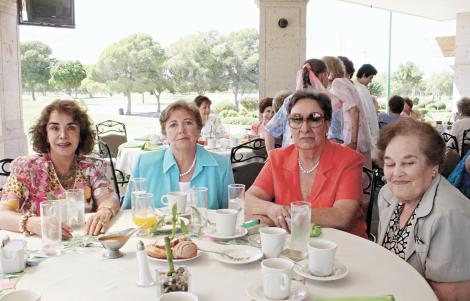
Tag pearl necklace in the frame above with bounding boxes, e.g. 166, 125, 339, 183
298, 158, 320, 174
179, 157, 196, 177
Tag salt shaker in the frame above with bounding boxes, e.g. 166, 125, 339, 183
136, 240, 155, 287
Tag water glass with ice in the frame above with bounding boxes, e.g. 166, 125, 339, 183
290, 201, 311, 255
228, 184, 245, 228
40, 200, 63, 256
130, 177, 147, 206
65, 189, 85, 236
189, 187, 208, 236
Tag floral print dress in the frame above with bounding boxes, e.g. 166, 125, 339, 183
0, 154, 117, 215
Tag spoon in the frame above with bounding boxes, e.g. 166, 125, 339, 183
198, 248, 251, 261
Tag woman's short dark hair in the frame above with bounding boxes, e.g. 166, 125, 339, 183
259, 97, 273, 113
160, 100, 203, 135
388, 95, 405, 114
302, 59, 327, 89
403, 97, 413, 109
457, 97, 470, 117
273, 90, 292, 113
356, 64, 377, 79
30, 100, 95, 155
376, 118, 445, 168
338, 56, 355, 78
287, 91, 332, 122
194, 95, 211, 108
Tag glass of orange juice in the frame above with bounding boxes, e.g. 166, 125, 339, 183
132, 192, 156, 236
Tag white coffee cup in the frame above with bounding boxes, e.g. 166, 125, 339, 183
161, 192, 187, 214
261, 258, 294, 300
207, 138, 217, 149
214, 209, 238, 236
158, 292, 198, 301
0, 289, 41, 301
260, 227, 287, 258
307, 239, 337, 277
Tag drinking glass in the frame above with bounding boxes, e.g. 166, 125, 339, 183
40, 200, 63, 256
290, 201, 311, 255
228, 184, 245, 228
189, 187, 208, 236
65, 189, 85, 236
132, 192, 156, 236
130, 177, 147, 208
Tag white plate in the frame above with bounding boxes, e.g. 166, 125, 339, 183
147, 250, 202, 264
294, 259, 349, 281
246, 281, 308, 301
203, 228, 248, 240
211, 246, 263, 265
156, 207, 192, 217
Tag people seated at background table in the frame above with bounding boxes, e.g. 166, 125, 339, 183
0, 100, 120, 237
264, 58, 329, 153
450, 97, 470, 155
378, 95, 404, 125
194, 95, 225, 139
251, 97, 274, 138
401, 97, 421, 120
376, 118, 470, 300
448, 149, 470, 198
123, 100, 234, 209
246, 91, 367, 238
355, 63, 380, 146
323, 56, 372, 167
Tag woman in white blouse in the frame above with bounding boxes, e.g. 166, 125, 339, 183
194, 95, 225, 139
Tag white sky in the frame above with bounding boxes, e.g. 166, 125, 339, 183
20, 0, 456, 78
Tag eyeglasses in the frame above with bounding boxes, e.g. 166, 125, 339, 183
288, 113, 325, 129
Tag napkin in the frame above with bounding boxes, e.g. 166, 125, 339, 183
315, 295, 395, 301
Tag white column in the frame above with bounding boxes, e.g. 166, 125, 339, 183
453, 12, 470, 107
256, 0, 308, 98
0, 0, 28, 159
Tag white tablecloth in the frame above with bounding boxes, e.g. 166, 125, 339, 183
6, 210, 437, 301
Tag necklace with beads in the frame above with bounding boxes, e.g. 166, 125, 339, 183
179, 157, 196, 177
55, 161, 78, 189
298, 158, 320, 174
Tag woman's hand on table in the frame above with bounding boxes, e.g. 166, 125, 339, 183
266, 203, 291, 231
86, 208, 113, 235
27, 217, 72, 240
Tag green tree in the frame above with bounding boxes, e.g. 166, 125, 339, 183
167, 31, 227, 95
79, 65, 108, 98
94, 33, 161, 114
223, 29, 259, 110
426, 72, 453, 100
391, 61, 424, 97
20, 41, 53, 100
369, 72, 386, 97
49, 60, 87, 97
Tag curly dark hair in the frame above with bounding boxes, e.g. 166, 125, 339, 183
30, 100, 95, 155
194, 95, 211, 108
258, 97, 273, 113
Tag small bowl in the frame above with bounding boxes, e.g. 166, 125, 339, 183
0, 289, 41, 301
158, 292, 198, 301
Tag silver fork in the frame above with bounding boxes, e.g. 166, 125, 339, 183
198, 248, 251, 261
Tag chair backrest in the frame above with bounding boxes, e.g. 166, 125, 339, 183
441, 150, 461, 178
0, 158, 13, 192
99, 134, 127, 158
230, 138, 268, 164
461, 129, 470, 158
232, 162, 265, 190
363, 167, 385, 241
96, 120, 127, 137
442, 132, 459, 154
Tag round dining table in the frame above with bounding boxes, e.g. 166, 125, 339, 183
5, 210, 437, 301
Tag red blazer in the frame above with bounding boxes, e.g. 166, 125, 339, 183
253, 140, 367, 238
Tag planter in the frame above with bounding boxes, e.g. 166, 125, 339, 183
157, 266, 191, 295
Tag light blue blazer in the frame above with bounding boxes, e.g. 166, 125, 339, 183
123, 145, 234, 209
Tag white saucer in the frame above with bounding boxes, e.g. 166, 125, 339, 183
246, 281, 308, 301
212, 246, 263, 265
147, 250, 202, 264
203, 228, 248, 240
294, 259, 349, 281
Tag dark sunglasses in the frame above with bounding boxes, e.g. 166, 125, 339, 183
288, 112, 325, 129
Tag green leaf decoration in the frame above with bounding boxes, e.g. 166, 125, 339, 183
180, 219, 189, 235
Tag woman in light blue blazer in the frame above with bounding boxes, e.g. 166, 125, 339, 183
123, 100, 234, 209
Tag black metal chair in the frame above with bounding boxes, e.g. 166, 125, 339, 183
232, 162, 265, 190
0, 158, 13, 192
363, 167, 385, 241
442, 132, 459, 154
230, 138, 268, 164
96, 120, 128, 158
461, 129, 470, 158
95, 140, 129, 205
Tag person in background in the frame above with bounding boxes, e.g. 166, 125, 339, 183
246, 91, 366, 238
450, 97, 470, 155
376, 118, 470, 300
0, 100, 120, 237
273, 90, 292, 113
123, 100, 234, 209
264, 59, 329, 153
194, 95, 225, 139
355, 64, 380, 146
448, 149, 470, 198
401, 97, 421, 120
251, 97, 274, 138
378, 95, 405, 125
372, 95, 380, 117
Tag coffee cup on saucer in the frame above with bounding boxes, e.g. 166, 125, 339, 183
261, 258, 294, 300
214, 209, 238, 236
307, 239, 337, 277
259, 227, 287, 258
